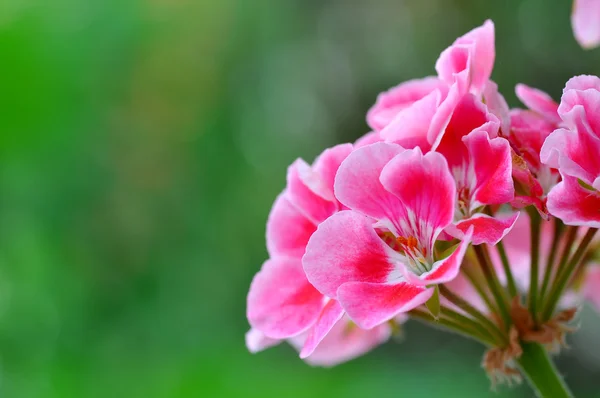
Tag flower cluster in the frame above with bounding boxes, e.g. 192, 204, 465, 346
245, 19, 600, 392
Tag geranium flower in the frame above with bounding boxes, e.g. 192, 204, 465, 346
541, 75, 600, 227
303, 143, 471, 329
246, 144, 393, 362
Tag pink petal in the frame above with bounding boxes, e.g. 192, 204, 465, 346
483, 81, 511, 134
428, 81, 464, 150
559, 84, 600, 139
541, 127, 600, 184
463, 128, 514, 207
572, 0, 600, 49
564, 74, 600, 92
354, 131, 382, 148
367, 77, 446, 131
266, 192, 317, 258
298, 317, 392, 367
334, 142, 406, 226
434, 94, 493, 168
515, 83, 560, 123
312, 144, 353, 202
303, 210, 397, 298
299, 300, 345, 358
436, 20, 495, 96
446, 212, 520, 246
247, 257, 325, 339
380, 90, 442, 150
287, 159, 337, 224
338, 281, 433, 329
380, 148, 455, 241
246, 328, 281, 353
547, 175, 600, 228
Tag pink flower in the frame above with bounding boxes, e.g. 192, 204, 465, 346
383, 92, 517, 245
367, 20, 496, 134
247, 145, 348, 354
247, 143, 392, 363
303, 143, 471, 329
541, 75, 600, 227
572, 0, 600, 49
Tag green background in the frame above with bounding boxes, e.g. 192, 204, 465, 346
1, 0, 600, 396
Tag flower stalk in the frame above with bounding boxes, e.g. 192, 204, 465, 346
517, 342, 573, 398
542, 228, 597, 321
528, 208, 541, 325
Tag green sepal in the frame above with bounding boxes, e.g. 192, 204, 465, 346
425, 285, 440, 319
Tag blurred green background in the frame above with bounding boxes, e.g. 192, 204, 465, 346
2, 0, 600, 396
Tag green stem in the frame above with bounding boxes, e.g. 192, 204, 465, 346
517, 342, 573, 398
496, 241, 517, 297
473, 245, 511, 328
439, 285, 507, 345
542, 228, 597, 321
528, 208, 541, 325
439, 307, 496, 346
539, 219, 564, 304
409, 308, 495, 346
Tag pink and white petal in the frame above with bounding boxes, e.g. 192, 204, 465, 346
380, 149, 455, 241
246, 328, 281, 353
354, 131, 382, 148
483, 81, 511, 134
446, 212, 519, 246
428, 81, 464, 150
515, 83, 560, 123
299, 300, 345, 358
334, 142, 406, 225
435, 45, 471, 94
367, 76, 446, 131
572, 0, 600, 49
300, 318, 392, 367
380, 90, 442, 150
247, 257, 325, 339
559, 88, 600, 140
266, 192, 317, 258
312, 143, 353, 201
463, 128, 514, 207
547, 175, 600, 228
541, 128, 600, 184
584, 266, 600, 312
434, 94, 493, 168
461, 19, 495, 95
303, 210, 398, 298
338, 281, 433, 329
436, 20, 495, 95
287, 159, 338, 224
564, 74, 600, 92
